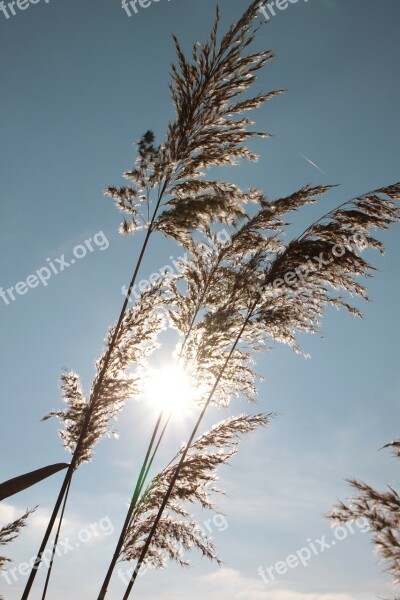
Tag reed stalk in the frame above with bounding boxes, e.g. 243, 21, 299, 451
121, 301, 258, 597
119, 182, 400, 596
97, 259, 220, 598
22, 181, 167, 599
41, 478, 72, 600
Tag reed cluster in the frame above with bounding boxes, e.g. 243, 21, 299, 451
1, 1, 399, 598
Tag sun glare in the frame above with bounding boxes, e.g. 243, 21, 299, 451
144, 365, 196, 416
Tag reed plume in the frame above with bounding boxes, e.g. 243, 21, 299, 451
0, 509, 33, 571
0, 509, 35, 598
120, 414, 272, 569
167, 182, 400, 410
43, 279, 166, 468
108, 1, 281, 244
328, 440, 400, 597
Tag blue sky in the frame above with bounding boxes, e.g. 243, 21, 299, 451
0, 0, 399, 598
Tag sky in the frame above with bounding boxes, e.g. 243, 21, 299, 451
0, 0, 399, 598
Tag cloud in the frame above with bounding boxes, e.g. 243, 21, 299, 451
200, 568, 360, 600
0, 502, 109, 547
0, 503, 19, 524
141, 568, 363, 600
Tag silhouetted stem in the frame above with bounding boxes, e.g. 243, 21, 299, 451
97, 276, 211, 596
22, 180, 168, 600
97, 411, 164, 600
41, 478, 71, 600
97, 257, 220, 597
141, 412, 172, 489
122, 298, 259, 598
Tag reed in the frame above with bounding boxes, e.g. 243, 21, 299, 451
7, 1, 398, 597
118, 181, 400, 597
328, 439, 400, 597
22, 1, 279, 596
96, 2, 281, 592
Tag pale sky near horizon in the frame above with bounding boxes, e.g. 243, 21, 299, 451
1, 0, 399, 598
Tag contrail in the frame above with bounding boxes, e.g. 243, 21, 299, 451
296, 151, 327, 176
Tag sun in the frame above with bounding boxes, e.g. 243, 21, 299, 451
144, 365, 197, 415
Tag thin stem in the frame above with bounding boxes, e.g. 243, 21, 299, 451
21, 470, 70, 600
22, 179, 169, 600
97, 412, 164, 600
127, 411, 173, 531
126, 261, 220, 516
41, 478, 72, 600
97, 259, 217, 597
142, 412, 172, 487
122, 299, 259, 598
